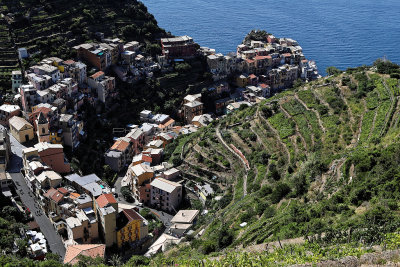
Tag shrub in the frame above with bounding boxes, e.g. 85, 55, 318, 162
270, 183, 291, 204
121, 186, 134, 203
201, 240, 217, 254
175, 63, 192, 73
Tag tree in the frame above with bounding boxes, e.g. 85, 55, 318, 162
46, 253, 60, 261
126, 255, 150, 266
374, 58, 400, 74
293, 78, 304, 88
270, 183, 291, 204
145, 43, 161, 57
15, 239, 28, 257
108, 254, 122, 266
326, 66, 341, 76
175, 63, 192, 73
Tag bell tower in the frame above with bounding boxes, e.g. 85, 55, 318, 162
36, 112, 50, 143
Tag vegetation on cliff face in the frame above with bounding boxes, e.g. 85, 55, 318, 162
0, 0, 166, 92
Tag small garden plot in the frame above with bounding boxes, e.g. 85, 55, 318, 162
387, 78, 400, 96
282, 99, 307, 116
369, 100, 391, 140
375, 79, 390, 100
359, 109, 376, 143
365, 91, 380, 110
268, 112, 296, 139
297, 90, 319, 109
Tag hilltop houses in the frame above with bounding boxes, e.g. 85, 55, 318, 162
206, 32, 319, 95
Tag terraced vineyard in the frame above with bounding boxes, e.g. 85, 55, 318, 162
164, 69, 400, 259
0, 16, 19, 92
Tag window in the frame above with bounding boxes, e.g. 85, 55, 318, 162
42, 128, 45, 134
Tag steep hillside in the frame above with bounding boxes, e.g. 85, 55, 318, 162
0, 0, 166, 91
162, 65, 400, 262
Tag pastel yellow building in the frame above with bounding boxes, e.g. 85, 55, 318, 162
236, 74, 248, 87
49, 129, 63, 144
9, 116, 34, 143
127, 163, 154, 187
116, 209, 148, 248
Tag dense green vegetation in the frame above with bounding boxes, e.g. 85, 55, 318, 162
0, 194, 31, 257
0, 0, 167, 93
155, 67, 400, 264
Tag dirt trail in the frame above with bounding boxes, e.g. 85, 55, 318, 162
295, 93, 327, 140
367, 109, 378, 140
280, 104, 308, 151
257, 109, 291, 165
380, 79, 396, 136
216, 125, 249, 197
338, 86, 356, 124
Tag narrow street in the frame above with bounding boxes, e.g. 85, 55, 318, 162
10, 172, 66, 259
1, 125, 66, 259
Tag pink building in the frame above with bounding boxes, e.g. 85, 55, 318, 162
35, 142, 71, 174
150, 178, 182, 213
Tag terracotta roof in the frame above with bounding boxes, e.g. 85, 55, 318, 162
158, 118, 175, 129
43, 188, 57, 199
259, 83, 270, 89
249, 74, 257, 79
63, 60, 75, 65
27, 221, 40, 230
172, 126, 182, 134
30, 107, 51, 121
96, 193, 117, 208
51, 191, 64, 204
142, 154, 152, 163
63, 244, 106, 265
90, 71, 104, 79
58, 187, 68, 195
111, 139, 130, 152
246, 59, 255, 64
254, 55, 269, 60
69, 193, 80, 200
123, 209, 143, 222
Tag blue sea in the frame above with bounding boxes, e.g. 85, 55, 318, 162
142, 0, 400, 76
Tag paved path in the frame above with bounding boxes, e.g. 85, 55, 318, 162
216, 125, 248, 197
1, 125, 66, 258
10, 172, 66, 259
0, 125, 26, 173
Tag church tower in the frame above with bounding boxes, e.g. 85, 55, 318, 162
36, 112, 50, 143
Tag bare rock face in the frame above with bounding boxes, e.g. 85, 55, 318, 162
317, 256, 359, 267
360, 249, 400, 266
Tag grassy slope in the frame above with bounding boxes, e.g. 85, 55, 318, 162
162, 68, 400, 263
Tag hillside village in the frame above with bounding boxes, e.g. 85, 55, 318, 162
0, 22, 322, 264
